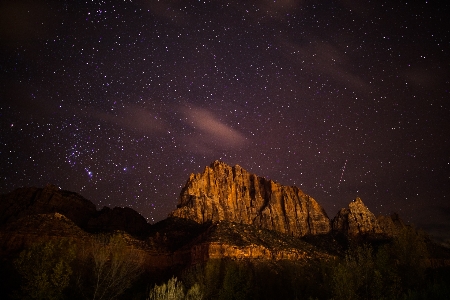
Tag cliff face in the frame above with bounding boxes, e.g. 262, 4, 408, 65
332, 197, 383, 236
170, 161, 331, 237
185, 221, 335, 263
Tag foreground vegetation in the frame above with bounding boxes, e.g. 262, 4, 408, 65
1, 227, 449, 299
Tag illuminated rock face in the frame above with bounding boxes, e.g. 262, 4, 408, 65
332, 197, 383, 236
170, 161, 331, 237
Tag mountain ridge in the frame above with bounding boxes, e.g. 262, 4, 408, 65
1, 161, 449, 300
0, 184, 151, 237
0, 161, 410, 241
171, 160, 405, 239
0, 160, 445, 266
171, 160, 331, 237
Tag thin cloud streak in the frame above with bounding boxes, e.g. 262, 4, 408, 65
181, 105, 248, 154
95, 105, 167, 134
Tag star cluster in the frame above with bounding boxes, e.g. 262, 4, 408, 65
1, 1, 449, 242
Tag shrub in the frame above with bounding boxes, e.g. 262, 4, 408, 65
14, 238, 76, 300
148, 277, 203, 300
76, 233, 145, 300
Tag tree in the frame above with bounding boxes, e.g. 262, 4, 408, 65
147, 277, 203, 300
330, 244, 376, 300
14, 238, 76, 300
329, 235, 428, 300
330, 257, 358, 300
392, 226, 429, 289
77, 233, 145, 300
185, 283, 203, 300
373, 244, 402, 299
203, 259, 221, 299
148, 277, 184, 300
219, 261, 252, 300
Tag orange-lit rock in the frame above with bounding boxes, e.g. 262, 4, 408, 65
190, 242, 309, 263
332, 197, 383, 236
171, 161, 331, 237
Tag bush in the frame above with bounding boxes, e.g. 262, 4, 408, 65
14, 238, 76, 300
147, 277, 203, 300
392, 226, 429, 289
219, 262, 252, 300
76, 233, 145, 300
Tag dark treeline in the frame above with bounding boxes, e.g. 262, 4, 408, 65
1, 227, 450, 300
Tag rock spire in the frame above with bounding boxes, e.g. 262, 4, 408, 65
332, 197, 383, 236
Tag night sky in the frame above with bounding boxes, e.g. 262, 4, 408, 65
1, 1, 449, 243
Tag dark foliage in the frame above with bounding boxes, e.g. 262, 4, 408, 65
2, 219, 450, 299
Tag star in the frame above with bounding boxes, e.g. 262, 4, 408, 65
0, 1, 449, 243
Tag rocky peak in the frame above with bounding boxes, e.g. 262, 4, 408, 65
332, 197, 383, 236
170, 161, 331, 237
376, 213, 406, 237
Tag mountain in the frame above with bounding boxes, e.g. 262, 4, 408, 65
377, 212, 407, 237
149, 217, 341, 264
0, 161, 413, 261
1, 161, 450, 299
332, 197, 383, 236
171, 160, 331, 237
0, 184, 96, 229
0, 212, 90, 253
170, 161, 406, 239
0, 184, 151, 236
0, 162, 421, 261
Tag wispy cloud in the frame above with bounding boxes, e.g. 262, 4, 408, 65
278, 38, 371, 92
250, 0, 304, 22
95, 104, 167, 134
403, 66, 443, 89
180, 105, 248, 154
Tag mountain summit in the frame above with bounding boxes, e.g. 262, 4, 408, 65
170, 160, 331, 237
332, 197, 383, 236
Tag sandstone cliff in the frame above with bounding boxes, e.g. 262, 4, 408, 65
170, 161, 331, 237
332, 197, 383, 236
186, 221, 335, 263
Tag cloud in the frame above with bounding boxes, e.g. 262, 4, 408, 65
181, 106, 248, 154
136, 0, 190, 25
251, 0, 305, 21
95, 105, 167, 134
402, 66, 443, 89
278, 38, 371, 92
